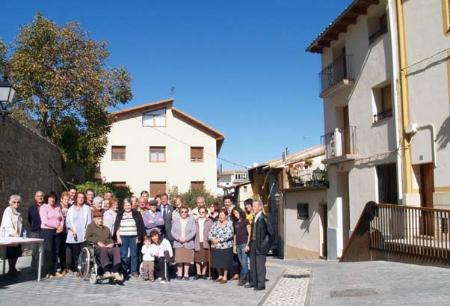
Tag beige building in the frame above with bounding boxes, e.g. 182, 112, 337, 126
249, 145, 328, 259
98, 98, 224, 196
307, 0, 450, 259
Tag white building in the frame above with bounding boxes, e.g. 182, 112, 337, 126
99, 98, 224, 196
307, 0, 450, 259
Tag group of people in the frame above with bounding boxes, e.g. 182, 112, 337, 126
0, 189, 274, 290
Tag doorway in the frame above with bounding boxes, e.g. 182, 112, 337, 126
320, 204, 328, 258
419, 163, 434, 236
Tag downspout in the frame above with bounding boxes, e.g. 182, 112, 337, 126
395, 0, 413, 196
388, 0, 403, 203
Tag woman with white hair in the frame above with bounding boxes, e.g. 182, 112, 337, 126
0, 194, 23, 275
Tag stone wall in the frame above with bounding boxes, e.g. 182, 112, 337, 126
0, 116, 64, 228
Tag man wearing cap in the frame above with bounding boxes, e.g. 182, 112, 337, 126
143, 200, 164, 235
85, 210, 123, 281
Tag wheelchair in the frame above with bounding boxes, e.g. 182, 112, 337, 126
78, 243, 120, 284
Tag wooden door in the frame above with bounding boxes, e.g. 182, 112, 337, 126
420, 164, 434, 236
321, 204, 328, 258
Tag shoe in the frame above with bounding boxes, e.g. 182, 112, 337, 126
219, 279, 228, 284
238, 279, 248, 286
201, 275, 207, 280
114, 273, 124, 282
6, 270, 18, 276
104, 271, 112, 278
215, 277, 223, 282
183, 276, 190, 280
160, 280, 166, 284
132, 272, 139, 278
244, 283, 255, 288
176, 276, 182, 280
254, 286, 266, 291
157, 277, 162, 281
231, 274, 239, 281
46, 274, 54, 280
193, 275, 200, 280
54, 272, 63, 278
75, 272, 81, 278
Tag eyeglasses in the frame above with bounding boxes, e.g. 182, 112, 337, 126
12, 201, 20, 204
181, 211, 189, 214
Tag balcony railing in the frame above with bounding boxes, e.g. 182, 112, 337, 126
319, 54, 353, 95
321, 126, 357, 160
288, 168, 328, 188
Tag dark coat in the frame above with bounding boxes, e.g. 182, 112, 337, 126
28, 203, 41, 232
160, 204, 175, 241
251, 213, 274, 255
113, 210, 145, 241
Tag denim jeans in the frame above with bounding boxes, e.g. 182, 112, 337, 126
120, 235, 138, 275
236, 243, 249, 279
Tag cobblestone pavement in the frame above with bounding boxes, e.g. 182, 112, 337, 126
261, 262, 310, 306
287, 259, 450, 306
0, 256, 284, 306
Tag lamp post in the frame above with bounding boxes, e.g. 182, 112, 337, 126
0, 77, 15, 122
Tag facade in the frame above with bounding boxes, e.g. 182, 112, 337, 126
217, 169, 253, 207
249, 145, 328, 259
98, 98, 224, 196
307, 0, 450, 259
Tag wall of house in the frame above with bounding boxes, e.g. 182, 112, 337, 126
99, 108, 218, 195
0, 117, 64, 227
284, 189, 327, 259
403, 0, 450, 208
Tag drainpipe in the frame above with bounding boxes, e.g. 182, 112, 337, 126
388, 0, 403, 204
395, 0, 413, 197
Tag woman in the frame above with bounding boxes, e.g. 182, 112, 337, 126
231, 207, 251, 286
130, 196, 139, 211
149, 229, 173, 283
171, 206, 196, 280
172, 196, 185, 221
66, 192, 92, 275
209, 202, 221, 222
0, 195, 23, 275
57, 191, 70, 275
208, 209, 234, 284
39, 192, 64, 279
103, 197, 118, 236
194, 207, 213, 280
114, 198, 145, 278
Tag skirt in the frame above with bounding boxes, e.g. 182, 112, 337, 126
194, 247, 209, 263
211, 247, 233, 269
6, 245, 22, 259
175, 247, 194, 264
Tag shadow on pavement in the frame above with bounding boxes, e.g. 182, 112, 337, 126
0, 267, 38, 289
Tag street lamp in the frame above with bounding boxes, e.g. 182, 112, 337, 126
0, 78, 15, 121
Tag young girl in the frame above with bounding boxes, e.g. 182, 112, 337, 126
149, 229, 173, 283
141, 235, 156, 281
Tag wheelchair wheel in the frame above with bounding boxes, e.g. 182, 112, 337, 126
79, 247, 92, 280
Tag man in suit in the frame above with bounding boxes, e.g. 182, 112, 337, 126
159, 193, 174, 242
245, 200, 274, 291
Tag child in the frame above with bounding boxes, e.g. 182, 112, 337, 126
149, 229, 173, 283
141, 235, 156, 281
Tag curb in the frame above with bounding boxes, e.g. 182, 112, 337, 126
257, 265, 287, 306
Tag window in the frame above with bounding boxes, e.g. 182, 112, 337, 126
111, 146, 126, 161
297, 203, 309, 220
373, 83, 392, 122
443, 0, 450, 34
142, 109, 166, 127
150, 181, 166, 197
190, 147, 204, 162
368, 13, 388, 44
111, 181, 127, 188
243, 185, 248, 192
191, 181, 204, 191
150, 146, 166, 162
377, 163, 398, 204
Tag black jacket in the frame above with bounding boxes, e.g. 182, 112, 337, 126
160, 204, 174, 241
251, 213, 274, 255
113, 210, 145, 241
28, 203, 41, 232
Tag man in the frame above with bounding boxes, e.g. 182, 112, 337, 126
69, 188, 77, 206
244, 198, 254, 224
159, 193, 174, 241
143, 200, 164, 235
28, 190, 44, 270
223, 195, 235, 215
85, 210, 123, 281
190, 196, 209, 219
245, 200, 274, 291
154, 194, 161, 208
104, 192, 113, 202
86, 189, 95, 206
137, 197, 148, 215
141, 191, 150, 206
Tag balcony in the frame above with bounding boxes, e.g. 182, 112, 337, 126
287, 167, 329, 189
319, 55, 354, 98
321, 126, 357, 164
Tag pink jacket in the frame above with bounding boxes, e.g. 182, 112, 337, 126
40, 204, 64, 230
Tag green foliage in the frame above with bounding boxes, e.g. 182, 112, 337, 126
3, 13, 132, 179
76, 181, 132, 204
170, 186, 218, 209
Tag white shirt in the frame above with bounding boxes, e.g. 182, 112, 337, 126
141, 244, 156, 261
254, 211, 263, 223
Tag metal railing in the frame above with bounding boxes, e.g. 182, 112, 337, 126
319, 54, 353, 94
288, 168, 328, 188
370, 204, 450, 262
321, 126, 357, 160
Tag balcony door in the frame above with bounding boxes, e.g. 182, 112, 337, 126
419, 163, 434, 236
343, 106, 350, 154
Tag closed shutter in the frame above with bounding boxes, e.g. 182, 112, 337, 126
150, 181, 166, 197
191, 181, 204, 191
111, 146, 126, 161
191, 147, 204, 162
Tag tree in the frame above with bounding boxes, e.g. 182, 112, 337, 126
4, 13, 132, 179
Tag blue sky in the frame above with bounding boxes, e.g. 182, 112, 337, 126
1, 0, 352, 169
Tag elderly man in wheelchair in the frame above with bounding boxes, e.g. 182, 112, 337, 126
82, 209, 123, 283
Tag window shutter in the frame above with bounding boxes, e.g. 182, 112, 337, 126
112, 146, 126, 161
150, 182, 166, 197
191, 147, 204, 162
191, 181, 204, 191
